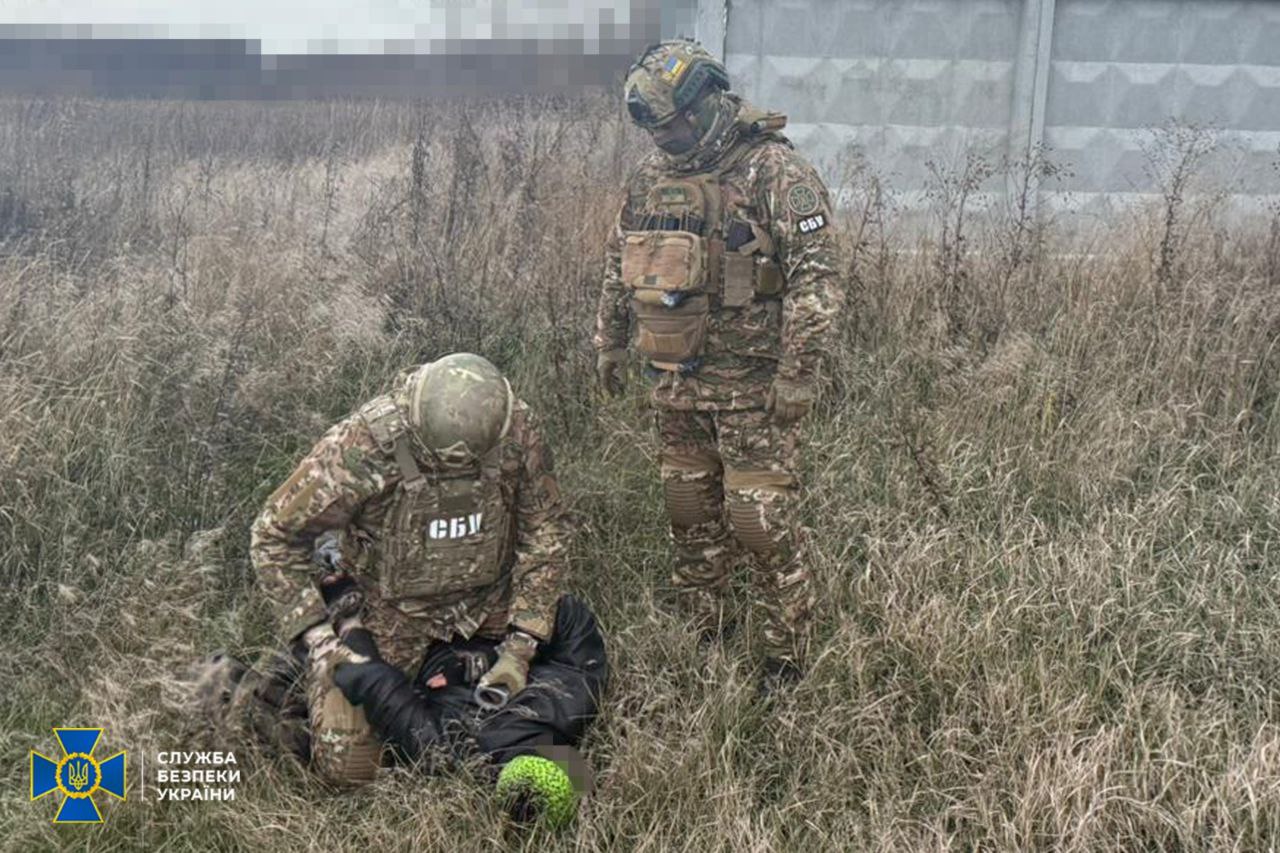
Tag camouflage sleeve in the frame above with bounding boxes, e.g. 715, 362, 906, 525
757, 144, 846, 387
506, 405, 569, 642
249, 416, 395, 642
592, 191, 631, 353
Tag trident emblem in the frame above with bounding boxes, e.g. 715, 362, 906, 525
67, 759, 91, 791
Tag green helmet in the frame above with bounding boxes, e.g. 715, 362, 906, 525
405, 353, 513, 462
624, 39, 731, 129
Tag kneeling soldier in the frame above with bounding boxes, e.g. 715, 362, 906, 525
196, 353, 603, 806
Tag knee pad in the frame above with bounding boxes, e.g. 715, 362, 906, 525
724, 466, 795, 557
727, 499, 773, 555
660, 448, 721, 529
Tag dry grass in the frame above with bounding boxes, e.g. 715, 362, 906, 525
0, 95, 1278, 852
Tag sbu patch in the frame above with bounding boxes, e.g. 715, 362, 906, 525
786, 184, 820, 217
426, 512, 484, 540
797, 213, 827, 234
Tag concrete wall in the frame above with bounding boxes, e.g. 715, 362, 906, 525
698, 0, 1280, 210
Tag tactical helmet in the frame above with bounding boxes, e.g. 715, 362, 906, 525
406, 353, 514, 461
623, 40, 730, 129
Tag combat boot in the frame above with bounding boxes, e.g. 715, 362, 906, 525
673, 587, 734, 649
756, 657, 803, 698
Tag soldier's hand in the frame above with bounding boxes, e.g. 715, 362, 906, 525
475, 631, 538, 710
595, 349, 627, 399
765, 378, 815, 426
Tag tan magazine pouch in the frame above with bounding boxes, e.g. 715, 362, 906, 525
622, 173, 729, 370
722, 220, 782, 308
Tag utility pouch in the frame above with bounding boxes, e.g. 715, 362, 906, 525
621, 231, 707, 301
722, 254, 755, 308
721, 216, 783, 305
721, 250, 783, 306
754, 258, 783, 297
632, 294, 711, 367
622, 230, 710, 368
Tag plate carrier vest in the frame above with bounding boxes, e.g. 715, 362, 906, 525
357, 395, 514, 608
621, 112, 787, 374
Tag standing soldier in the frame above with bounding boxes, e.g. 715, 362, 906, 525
196, 353, 607, 821
594, 40, 844, 690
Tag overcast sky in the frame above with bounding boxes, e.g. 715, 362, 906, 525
0, 0, 643, 54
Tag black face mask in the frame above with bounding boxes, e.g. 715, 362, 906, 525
649, 115, 701, 154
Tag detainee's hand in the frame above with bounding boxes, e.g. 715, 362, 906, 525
765, 378, 814, 426
595, 349, 627, 398
328, 626, 394, 707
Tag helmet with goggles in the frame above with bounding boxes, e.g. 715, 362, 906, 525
623, 40, 730, 129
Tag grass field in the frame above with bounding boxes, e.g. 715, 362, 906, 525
0, 95, 1278, 851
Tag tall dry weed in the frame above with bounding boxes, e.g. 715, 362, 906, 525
0, 96, 1278, 851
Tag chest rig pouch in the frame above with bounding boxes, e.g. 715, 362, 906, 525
624, 145, 786, 373
721, 215, 783, 308
622, 176, 721, 373
360, 397, 513, 605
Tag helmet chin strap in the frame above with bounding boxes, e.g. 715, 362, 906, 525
432, 441, 479, 469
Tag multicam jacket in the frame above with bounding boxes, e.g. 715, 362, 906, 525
250, 395, 567, 661
594, 97, 845, 411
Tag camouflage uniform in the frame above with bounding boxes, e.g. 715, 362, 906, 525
212, 370, 567, 778
595, 42, 844, 666
251, 391, 567, 662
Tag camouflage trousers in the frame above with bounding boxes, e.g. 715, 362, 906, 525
191, 644, 312, 766
192, 640, 385, 785
656, 406, 812, 664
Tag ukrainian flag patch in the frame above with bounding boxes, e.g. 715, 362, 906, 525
662, 55, 687, 81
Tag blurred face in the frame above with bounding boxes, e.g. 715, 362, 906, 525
646, 110, 701, 155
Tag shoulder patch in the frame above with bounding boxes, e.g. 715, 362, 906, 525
786, 184, 820, 217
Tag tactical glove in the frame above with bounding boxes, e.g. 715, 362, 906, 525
475, 631, 538, 711
595, 349, 627, 399
765, 378, 815, 426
